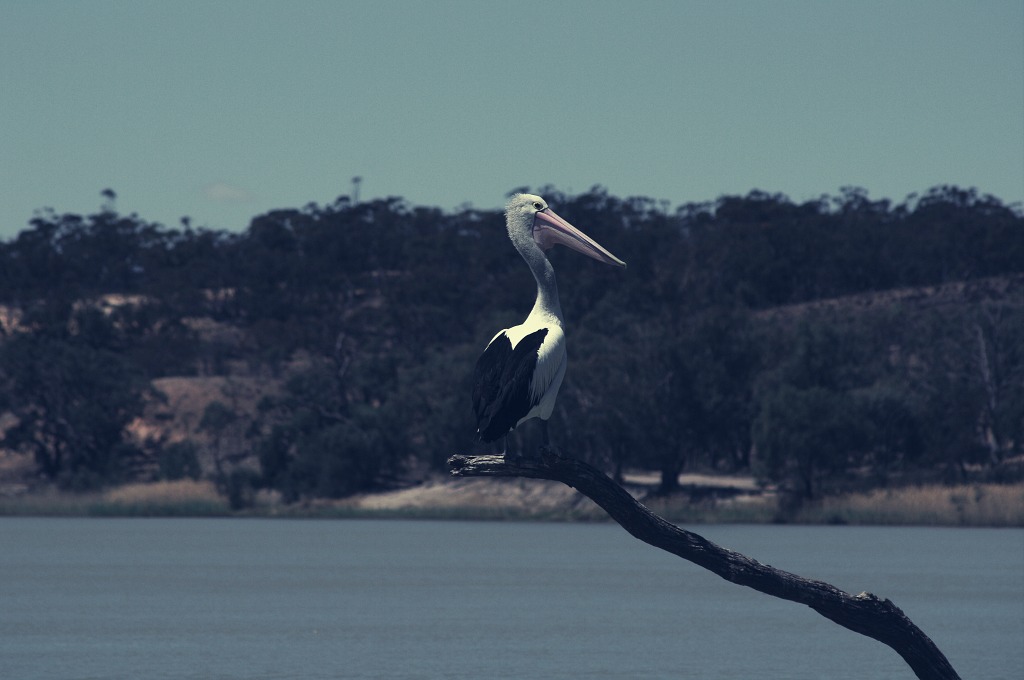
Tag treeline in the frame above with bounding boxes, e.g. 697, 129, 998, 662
0, 185, 1021, 507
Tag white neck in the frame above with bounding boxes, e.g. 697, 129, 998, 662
524, 245, 563, 326
509, 223, 563, 326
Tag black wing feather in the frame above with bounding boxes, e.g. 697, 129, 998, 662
472, 328, 548, 442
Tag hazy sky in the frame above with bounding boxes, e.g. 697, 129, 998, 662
1, 1, 1022, 239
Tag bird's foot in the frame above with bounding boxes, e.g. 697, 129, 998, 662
505, 448, 548, 464
537, 444, 561, 461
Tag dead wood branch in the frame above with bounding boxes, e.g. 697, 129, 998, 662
448, 451, 960, 680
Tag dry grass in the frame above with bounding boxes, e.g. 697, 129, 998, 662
2, 476, 1020, 525
102, 479, 221, 505
592, 483, 1024, 527
96, 479, 228, 516
643, 494, 779, 525
0, 479, 229, 517
797, 483, 1024, 527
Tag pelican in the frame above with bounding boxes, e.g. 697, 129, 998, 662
472, 193, 626, 459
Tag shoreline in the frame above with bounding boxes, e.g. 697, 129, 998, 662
1, 477, 1021, 527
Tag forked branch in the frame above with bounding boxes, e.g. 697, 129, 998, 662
448, 451, 960, 680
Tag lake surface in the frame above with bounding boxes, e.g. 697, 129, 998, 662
1, 518, 1021, 679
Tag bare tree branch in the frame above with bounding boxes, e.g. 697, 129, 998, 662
448, 451, 960, 680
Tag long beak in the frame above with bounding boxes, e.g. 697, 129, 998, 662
532, 208, 626, 267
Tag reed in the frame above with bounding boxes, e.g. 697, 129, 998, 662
0, 490, 98, 517
93, 480, 229, 516
1, 480, 1020, 526
795, 483, 1024, 527
643, 495, 777, 525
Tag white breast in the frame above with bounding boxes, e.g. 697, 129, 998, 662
500, 319, 567, 425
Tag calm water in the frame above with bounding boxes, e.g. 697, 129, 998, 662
1, 518, 1021, 680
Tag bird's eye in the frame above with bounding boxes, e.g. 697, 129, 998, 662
533, 202, 543, 210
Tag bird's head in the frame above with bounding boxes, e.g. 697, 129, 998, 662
504, 193, 626, 267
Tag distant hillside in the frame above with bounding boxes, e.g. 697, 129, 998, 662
757, 273, 1024, 321
1, 186, 1021, 511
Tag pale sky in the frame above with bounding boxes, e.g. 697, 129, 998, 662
1, 0, 1022, 239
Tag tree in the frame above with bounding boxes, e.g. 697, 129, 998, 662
256, 355, 407, 501
199, 401, 240, 478
753, 384, 866, 504
902, 304, 1023, 481
752, 316, 878, 504
156, 440, 202, 481
567, 308, 758, 493
0, 312, 149, 488
970, 302, 1024, 465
